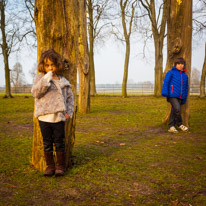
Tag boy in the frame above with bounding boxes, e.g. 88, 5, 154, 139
162, 57, 189, 133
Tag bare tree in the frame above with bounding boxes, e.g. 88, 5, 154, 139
29, 62, 37, 83
78, 0, 90, 114
191, 67, 200, 86
200, 43, 206, 98
10, 62, 26, 87
22, 0, 36, 47
193, 0, 206, 98
0, 0, 36, 98
87, 0, 111, 96
121, 0, 136, 98
139, 0, 167, 97
0, 0, 13, 98
191, 67, 201, 94
111, 0, 136, 98
193, 0, 206, 34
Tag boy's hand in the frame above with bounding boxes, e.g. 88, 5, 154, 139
64, 113, 70, 120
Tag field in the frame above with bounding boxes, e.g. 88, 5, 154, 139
0, 95, 206, 206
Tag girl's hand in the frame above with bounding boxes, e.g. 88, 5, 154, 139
64, 113, 70, 120
44, 71, 53, 82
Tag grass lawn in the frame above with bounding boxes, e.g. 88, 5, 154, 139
0, 95, 206, 206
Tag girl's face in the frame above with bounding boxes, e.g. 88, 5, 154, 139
44, 58, 57, 74
176, 63, 184, 71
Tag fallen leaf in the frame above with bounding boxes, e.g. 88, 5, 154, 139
171, 199, 179, 206
133, 182, 139, 186
120, 143, 126, 146
196, 156, 203, 160
7, 184, 17, 188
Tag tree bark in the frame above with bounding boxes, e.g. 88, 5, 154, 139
78, 0, 90, 114
122, 39, 130, 97
200, 42, 206, 98
154, 38, 164, 97
0, 0, 12, 98
120, 0, 135, 98
162, 0, 192, 127
88, 0, 97, 96
32, 0, 79, 171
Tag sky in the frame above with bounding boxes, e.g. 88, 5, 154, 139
0, 36, 205, 87
0, 0, 205, 87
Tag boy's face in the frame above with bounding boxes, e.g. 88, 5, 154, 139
44, 58, 57, 74
176, 63, 184, 71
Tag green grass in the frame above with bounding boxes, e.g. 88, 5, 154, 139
0, 95, 206, 205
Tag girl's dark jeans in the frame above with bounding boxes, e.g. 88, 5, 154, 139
168, 97, 183, 128
38, 120, 65, 152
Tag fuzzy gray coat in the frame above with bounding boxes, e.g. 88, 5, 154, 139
31, 73, 74, 118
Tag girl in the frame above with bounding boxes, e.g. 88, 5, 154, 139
162, 57, 189, 133
31, 49, 74, 176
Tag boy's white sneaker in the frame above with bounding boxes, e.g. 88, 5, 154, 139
168, 126, 179, 133
178, 125, 189, 132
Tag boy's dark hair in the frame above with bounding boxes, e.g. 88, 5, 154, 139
38, 49, 64, 75
174, 57, 186, 68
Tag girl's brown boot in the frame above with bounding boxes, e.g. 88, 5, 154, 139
55, 152, 65, 176
44, 152, 55, 176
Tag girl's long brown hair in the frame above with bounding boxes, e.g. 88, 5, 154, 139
38, 49, 64, 75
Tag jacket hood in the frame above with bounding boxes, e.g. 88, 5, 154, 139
172, 66, 187, 72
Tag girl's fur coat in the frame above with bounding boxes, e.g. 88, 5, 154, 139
31, 73, 74, 118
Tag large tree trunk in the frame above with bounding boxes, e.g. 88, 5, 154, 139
88, 0, 97, 96
122, 39, 130, 98
32, 0, 79, 171
0, 1, 12, 98
78, 0, 90, 114
162, 0, 192, 127
200, 42, 206, 98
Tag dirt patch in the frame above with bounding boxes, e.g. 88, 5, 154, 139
1, 121, 33, 137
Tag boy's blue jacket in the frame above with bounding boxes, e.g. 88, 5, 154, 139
162, 66, 189, 104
